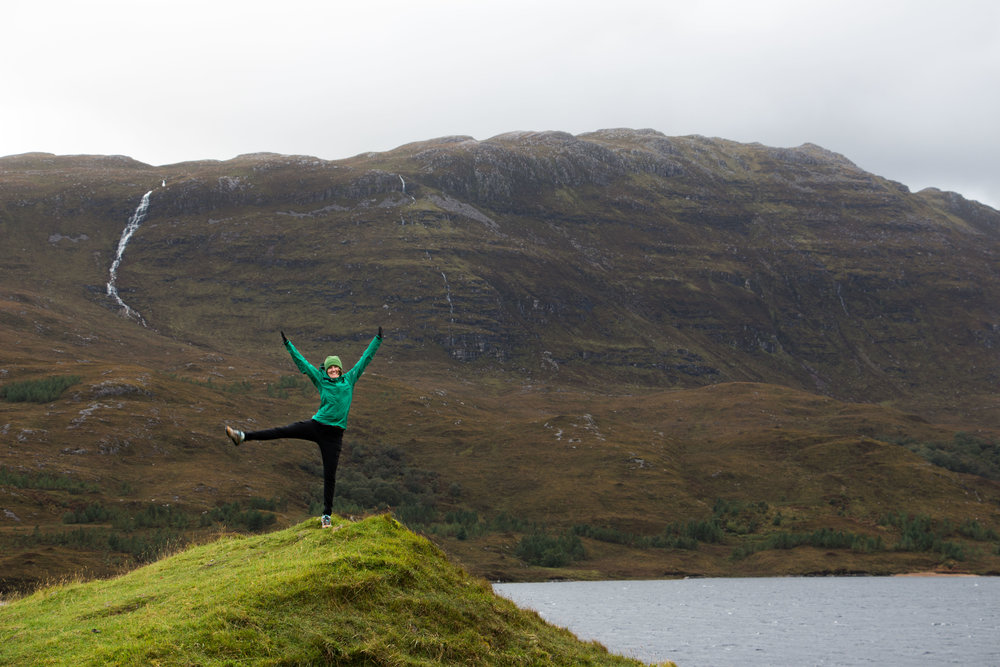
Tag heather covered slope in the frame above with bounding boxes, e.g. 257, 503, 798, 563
7, 132, 1000, 410
0, 515, 653, 666
2, 130, 1000, 590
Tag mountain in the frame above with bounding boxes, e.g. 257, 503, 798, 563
1, 130, 999, 591
0, 516, 652, 666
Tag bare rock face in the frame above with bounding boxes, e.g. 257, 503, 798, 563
409, 130, 686, 207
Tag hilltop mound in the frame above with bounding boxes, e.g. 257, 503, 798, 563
0, 515, 654, 666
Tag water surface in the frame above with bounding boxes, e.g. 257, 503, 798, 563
495, 576, 1000, 665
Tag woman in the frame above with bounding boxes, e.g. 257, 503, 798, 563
226, 327, 382, 528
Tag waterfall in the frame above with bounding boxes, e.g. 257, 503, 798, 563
441, 271, 455, 319
398, 174, 414, 202
106, 190, 152, 325
440, 271, 455, 347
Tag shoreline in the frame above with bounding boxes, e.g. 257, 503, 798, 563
893, 571, 980, 577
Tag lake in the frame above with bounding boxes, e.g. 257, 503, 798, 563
494, 576, 1000, 666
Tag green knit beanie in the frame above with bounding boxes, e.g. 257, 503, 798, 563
323, 355, 342, 371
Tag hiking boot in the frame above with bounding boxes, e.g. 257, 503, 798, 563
225, 426, 245, 446
321, 515, 332, 528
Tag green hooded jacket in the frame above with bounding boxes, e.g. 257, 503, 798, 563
284, 334, 381, 428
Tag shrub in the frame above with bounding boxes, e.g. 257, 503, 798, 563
224, 380, 253, 395
319, 497, 363, 516
107, 529, 181, 563
266, 375, 312, 398
892, 514, 937, 552
683, 519, 724, 543
134, 504, 191, 529
851, 534, 885, 553
62, 503, 119, 524
878, 512, 971, 560
488, 512, 538, 533
0, 466, 98, 493
712, 498, 769, 534
572, 524, 632, 545
204, 501, 276, 532
730, 529, 886, 560
1, 375, 82, 403
373, 481, 402, 506
327, 441, 441, 513
394, 503, 439, 526
445, 509, 480, 526
425, 520, 485, 541
935, 540, 967, 561
650, 533, 699, 550
247, 496, 285, 511
887, 432, 1000, 481
958, 519, 999, 542
515, 532, 586, 567
571, 519, 719, 550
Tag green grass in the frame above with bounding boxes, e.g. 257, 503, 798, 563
886, 432, 1000, 481
0, 466, 98, 493
0, 375, 81, 402
0, 515, 656, 666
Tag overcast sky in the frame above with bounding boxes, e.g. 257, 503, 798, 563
5, 0, 999, 209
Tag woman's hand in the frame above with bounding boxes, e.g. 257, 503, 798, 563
281, 331, 289, 344
377, 326, 383, 339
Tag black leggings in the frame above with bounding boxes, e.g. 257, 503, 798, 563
243, 419, 344, 516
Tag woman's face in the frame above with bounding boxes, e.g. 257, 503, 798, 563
326, 365, 342, 379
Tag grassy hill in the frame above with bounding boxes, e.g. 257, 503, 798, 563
0, 514, 658, 666
2, 130, 1000, 591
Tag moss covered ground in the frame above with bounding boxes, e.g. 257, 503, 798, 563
0, 515, 664, 666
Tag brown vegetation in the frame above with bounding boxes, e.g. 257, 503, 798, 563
2, 132, 1000, 592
